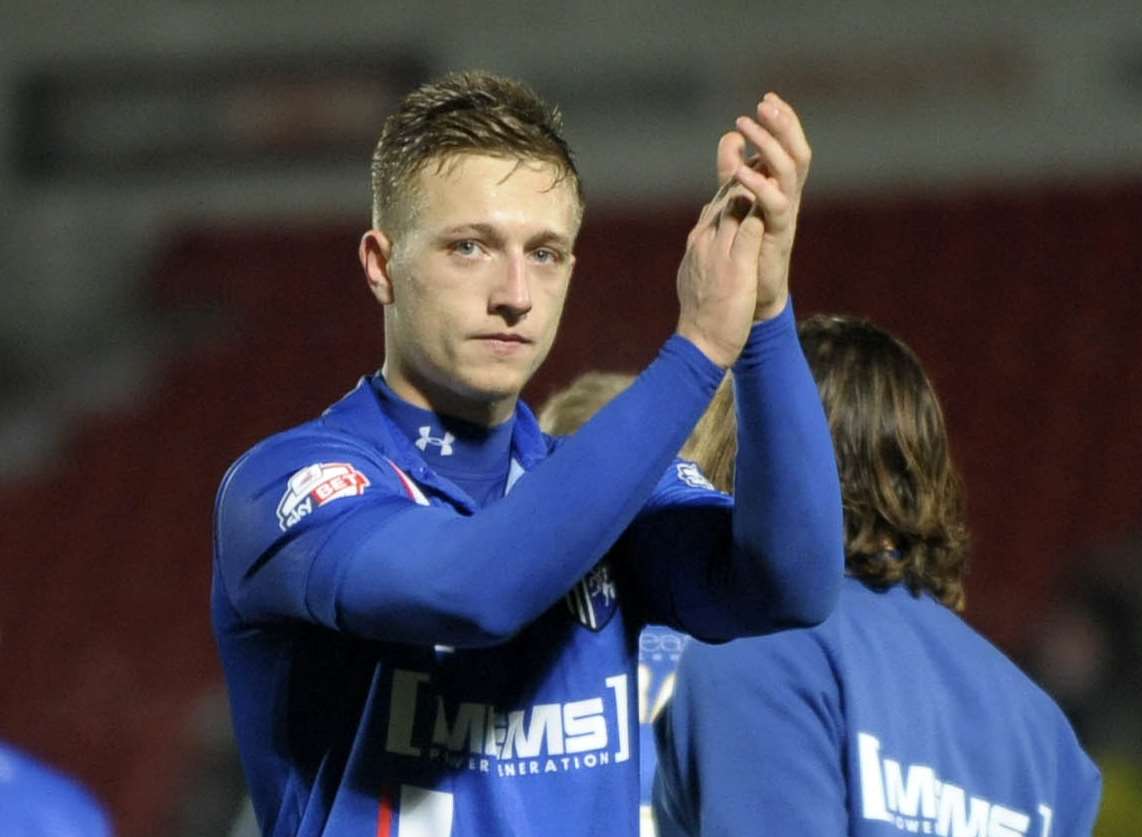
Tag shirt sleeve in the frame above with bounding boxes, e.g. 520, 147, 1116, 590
624, 301, 844, 640
213, 334, 725, 648
652, 632, 847, 836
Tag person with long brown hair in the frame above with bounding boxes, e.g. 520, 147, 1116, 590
654, 314, 1101, 836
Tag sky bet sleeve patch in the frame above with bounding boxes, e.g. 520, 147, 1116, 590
276, 462, 371, 531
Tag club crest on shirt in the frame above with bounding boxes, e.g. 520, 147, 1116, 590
276, 462, 370, 531
566, 561, 618, 631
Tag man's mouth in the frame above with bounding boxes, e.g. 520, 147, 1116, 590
473, 333, 533, 357
474, 333, 532, 344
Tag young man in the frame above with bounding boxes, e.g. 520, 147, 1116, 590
653, 315, 1102, 836
212, 72, 843, 836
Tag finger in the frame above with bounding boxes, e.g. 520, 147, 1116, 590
705, 164, 747, 217
689, 188, 732, 249
727, 189, 766, 267
694, 193, 728, 240
735, 115, 797, 201
698, 168, 752, 238
733, 163, 791, 233
686, 203, 716, 252
698, 158, 750, 225
716, 131, 747, 187
757, 92, 811, 181
713, 187, 753, 253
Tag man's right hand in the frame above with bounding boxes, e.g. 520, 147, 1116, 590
675, 130, 768, 369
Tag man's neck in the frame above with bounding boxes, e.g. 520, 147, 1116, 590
371, 375, 516, 506
380, 362, 517, 427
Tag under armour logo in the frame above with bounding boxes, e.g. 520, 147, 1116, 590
415, 425, 455, 456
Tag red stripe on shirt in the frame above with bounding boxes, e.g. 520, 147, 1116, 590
376, 786, 394, 837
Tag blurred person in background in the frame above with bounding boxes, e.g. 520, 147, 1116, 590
0, 619, 113, 835
535, 370, 635, 436
0, 740, 112, 835
653, 314, 1102, 836
212, 70, 843, 837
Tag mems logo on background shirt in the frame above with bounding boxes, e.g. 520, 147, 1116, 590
857, 733, 1054, 836
276, 462, 370, 530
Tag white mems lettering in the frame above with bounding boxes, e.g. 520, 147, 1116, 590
387, 670, 629, 771
563, 698, 607, 753
432, 699, 487, 754
936, 783, 990, 837
386, 670, 430, 757
884, 759, 938, 820
857, 732, 1041, 837
502, 704, 565, 758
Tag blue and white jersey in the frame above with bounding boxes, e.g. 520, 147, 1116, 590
213, 307, 845, 836
653, 578, 1103, 837
0, 742, 113, 837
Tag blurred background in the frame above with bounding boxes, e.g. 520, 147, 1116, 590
0, 1, 1140, 833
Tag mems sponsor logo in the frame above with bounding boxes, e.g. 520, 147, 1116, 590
857, 733, 1055, 836
385, 670, 630, 778
276, 462, 370, 530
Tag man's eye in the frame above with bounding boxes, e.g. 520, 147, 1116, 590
452, 240, 480, 256
533, 248, 561, 264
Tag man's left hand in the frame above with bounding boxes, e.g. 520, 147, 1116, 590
715, 92, 812, 322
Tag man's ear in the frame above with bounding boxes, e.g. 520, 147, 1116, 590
360, 229, 396, 305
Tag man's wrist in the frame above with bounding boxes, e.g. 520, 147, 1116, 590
753, 291, 790, 323
674, 326, 739, 370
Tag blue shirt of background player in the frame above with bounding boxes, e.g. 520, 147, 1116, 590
637, 625, 687, 836
0, 741, 113, 837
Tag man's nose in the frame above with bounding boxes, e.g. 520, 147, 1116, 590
490, 254, 532, 320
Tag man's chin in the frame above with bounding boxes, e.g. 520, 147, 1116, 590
467, 379, 528, 405
442, 367, 523, 403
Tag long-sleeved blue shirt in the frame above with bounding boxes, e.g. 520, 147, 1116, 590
653, 578, 1102, 837
212, 303, 844, 836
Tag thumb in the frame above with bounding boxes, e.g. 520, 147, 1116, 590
716, 131, 746, 187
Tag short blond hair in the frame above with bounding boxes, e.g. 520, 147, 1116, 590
537, 371, 635, 435
370, 70, 585, 236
